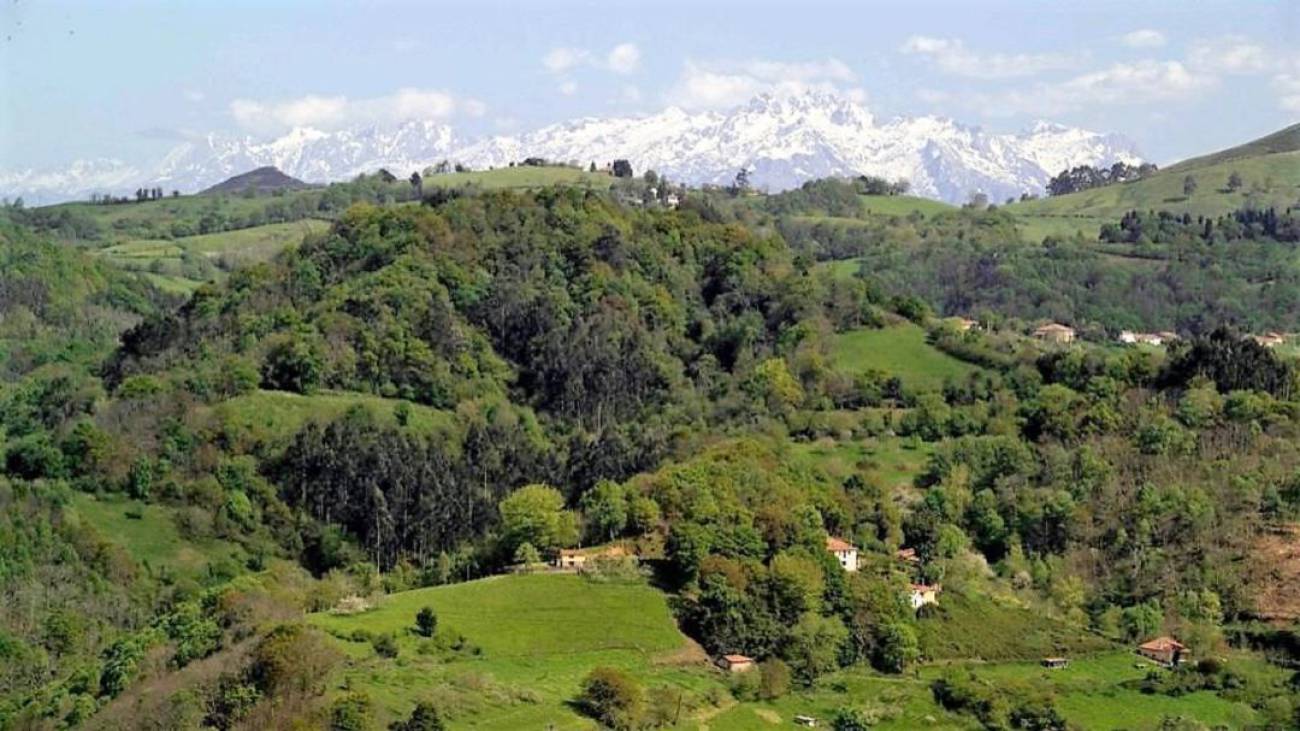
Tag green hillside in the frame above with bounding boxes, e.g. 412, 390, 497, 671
1008, 124, 1300, 239
309, 574, 706, 729
833, 322, 983, 392
423, 165, 617, 191
858, 194, 954, 217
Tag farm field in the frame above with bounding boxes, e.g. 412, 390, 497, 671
859, 193, 954, 217
424, 166, 617, 191
309, 574, 712, 730
833, 322, 983, 392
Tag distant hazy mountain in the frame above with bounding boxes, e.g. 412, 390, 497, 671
2, 91, 1141, 205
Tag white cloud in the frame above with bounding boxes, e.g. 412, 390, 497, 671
607, 43, 641, 74
558, 80, 578, 96
665, 58, 858, 109
543, 42, 640, 75
543, 47, 592, 73
900, 35, 1079, 79
1188, 36, 1271, 74
1121, 29, 1167, 49
927, 60, 1216, 117
1276, 71, 1300, 112
229, 88, 482, 134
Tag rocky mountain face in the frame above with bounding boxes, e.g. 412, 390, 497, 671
2, 92, 1141, 205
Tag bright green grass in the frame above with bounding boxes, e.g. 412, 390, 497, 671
833, 323, 982, 392
860, 194, 954, 217
916, 589, 1115, 662
1007, 150, 1300, 238
100, 219, 328, 276
45, 191, 325, 243
818, 257, 865, 281
309, 574, 712, 729
67, 492, 244, 577
787, 435, 931, 494
919, 652, 1260, 730
140, 271, 204, 295
711, 650, 1261, 731
210, 389, 452, 451
424, 166, 617, 191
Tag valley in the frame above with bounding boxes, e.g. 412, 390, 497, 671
3, 76, 1300, 731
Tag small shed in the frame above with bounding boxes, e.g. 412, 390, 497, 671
793, 715, 819, 727
716, 654, 756, 673
1033, 323, 1076, 343
1041, 657, 1069, 669
1137, 636, 1187, 667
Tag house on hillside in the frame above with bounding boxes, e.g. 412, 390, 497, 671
665, 192, 680, 208
1033, 323, 1076, 344
716, 654, 756, 673
1136, 636, 1187, 667
1120, 330, 1178, 347
895, 547, 920, 565
1251, 332, 1286, 348
909, 583, 941, 610
1041, 657, 1070, 670
825, 537, 859, 572
951, 317, 979, 333
553, 544, 630, 571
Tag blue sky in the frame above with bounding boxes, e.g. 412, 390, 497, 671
3, 0, 1298, 170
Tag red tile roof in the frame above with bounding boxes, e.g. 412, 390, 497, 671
1138, 636, 1185, 652
825, 537, 856, 552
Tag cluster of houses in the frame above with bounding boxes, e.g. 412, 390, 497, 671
714, 538, 942, 675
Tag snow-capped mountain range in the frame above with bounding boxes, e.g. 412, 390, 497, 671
1, 91, 1141, 205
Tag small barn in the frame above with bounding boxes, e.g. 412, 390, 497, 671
1041, 657, 1069, 670
1033, 323, 1076, 343
716, 654, 756, 673
1136, 636, 1187, 667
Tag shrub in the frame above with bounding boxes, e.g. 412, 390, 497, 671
577, 666, 644, 730
372, 633, 399, 659
415, 606, 438, 638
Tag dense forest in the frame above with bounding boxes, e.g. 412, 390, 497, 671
4, 179, 1300, 729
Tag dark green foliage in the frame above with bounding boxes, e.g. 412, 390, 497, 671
1161, 327, 1294, 397
329, 691, 374, 731
390, 701, 445, 731
577, 666, 644, 730
415, 606, 437, 638
372, 632, 399, 658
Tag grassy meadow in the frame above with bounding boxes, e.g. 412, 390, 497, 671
424, 166, 617, 191
309, 573, 711, 730
833, 323, 983, 392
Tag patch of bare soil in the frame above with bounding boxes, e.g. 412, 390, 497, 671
1250, 523, 1300, 623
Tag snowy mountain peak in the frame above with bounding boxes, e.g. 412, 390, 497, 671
1, 91, 1140, 205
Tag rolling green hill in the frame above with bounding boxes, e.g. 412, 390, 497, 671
309, 574, 708, 729
859, 193, 954, 217
1008, 123, 1300, 239
833, 322, 983, 392
423, 165, 617, 191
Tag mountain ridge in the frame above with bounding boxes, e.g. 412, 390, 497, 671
3, 91, 1141, 205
